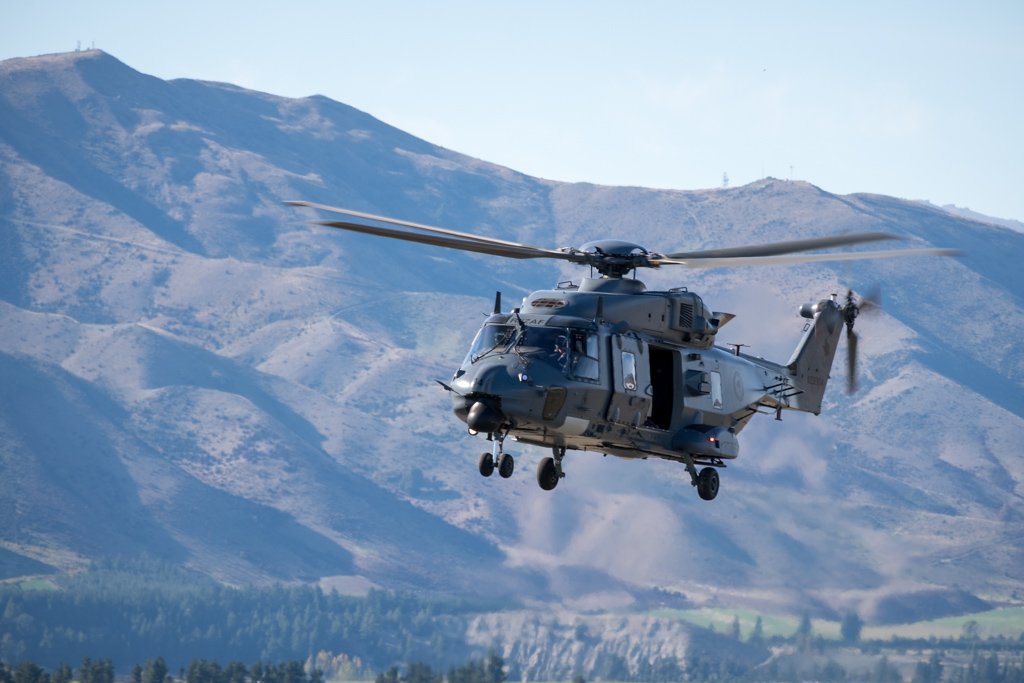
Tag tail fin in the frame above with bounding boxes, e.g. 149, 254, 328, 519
784, 296, 846, 415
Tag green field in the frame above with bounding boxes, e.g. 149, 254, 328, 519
863, 606, 1024, 640
1, 576, 58, 591
651, 606, 1024, 641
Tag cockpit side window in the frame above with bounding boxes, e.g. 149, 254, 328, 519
519, 326, 561, 351
509, 326, 601, 380
518, 327, 567, 368
511, 326, 570, 370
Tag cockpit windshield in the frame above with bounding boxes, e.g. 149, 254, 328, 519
464, 323, 516, 365
463, 323, 600, 381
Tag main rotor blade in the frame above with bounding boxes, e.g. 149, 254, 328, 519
315, 219, 571, 261
288, 200, 553, 254
666, 232, 896, 260
662, 247, 961, 269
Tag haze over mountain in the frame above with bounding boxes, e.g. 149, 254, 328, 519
1, 50, 1022, 623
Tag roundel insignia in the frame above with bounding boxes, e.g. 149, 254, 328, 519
733, 371, 744, 400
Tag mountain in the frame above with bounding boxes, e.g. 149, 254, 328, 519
1, 50, 1022, 622
933, 202, 1024, 234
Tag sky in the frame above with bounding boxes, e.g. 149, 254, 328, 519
2, 1, 1023, 222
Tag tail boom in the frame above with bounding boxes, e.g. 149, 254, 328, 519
782, 296, 846, 414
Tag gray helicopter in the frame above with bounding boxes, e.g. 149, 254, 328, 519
290, 201, 957, 500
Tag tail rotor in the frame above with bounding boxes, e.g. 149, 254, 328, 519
842, 287, 881, 394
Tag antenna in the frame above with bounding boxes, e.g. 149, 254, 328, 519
722, 172, 729, 189
726, 342, 749, 357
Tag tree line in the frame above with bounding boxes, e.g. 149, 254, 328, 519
4, 641, 1024, 683
3, 558, 1023, 682
373, 649, 1024, 683
0, 658, 324, 683
741, 651, 1024, 683
375, 650, 505, 683
0, 558, 490, 672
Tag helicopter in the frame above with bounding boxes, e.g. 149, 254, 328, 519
289, 200, 957, 500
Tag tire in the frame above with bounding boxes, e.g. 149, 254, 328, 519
479, 452, 495, 477
498, 453, 515, 479
537, 456, 559, 491
696, 467, 720, 501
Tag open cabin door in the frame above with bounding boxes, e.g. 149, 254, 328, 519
648, 345, 676, 430
608, 334, 652, 427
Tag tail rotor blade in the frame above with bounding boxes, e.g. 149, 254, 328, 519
846, 325, 859, 394
860, 285, 882, 314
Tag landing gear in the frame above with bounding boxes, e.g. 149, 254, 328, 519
537, 458, 558, 490
479, 452, 494, 477
696, 467, 720, 501
537, 447, 566, 491
477, 436, 563, 489
478, 433, 514, 479
498, 452, 515, 479
683, 455, 722, 501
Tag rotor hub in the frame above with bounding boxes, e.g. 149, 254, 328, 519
569, 240, 658, 278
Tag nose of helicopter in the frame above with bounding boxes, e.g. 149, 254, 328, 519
452, 362, 533, 432
467, 362, 518, 394
466, 400, 504, 433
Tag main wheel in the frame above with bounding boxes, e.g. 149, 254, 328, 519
537, 456, 559, 491
479, 452, 495, 477
696, 467, 720, 501
498, 453, 515, 479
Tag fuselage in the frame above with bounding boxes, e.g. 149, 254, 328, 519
448, 277, 830, 466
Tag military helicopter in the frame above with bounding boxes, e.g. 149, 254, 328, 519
289, 200, 957, 500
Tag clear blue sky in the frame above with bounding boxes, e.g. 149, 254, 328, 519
3, 1, 1022, 221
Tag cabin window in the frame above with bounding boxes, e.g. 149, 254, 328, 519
568, 331, 600, 381
710, 370, 723, 409
621, 351, 637, 391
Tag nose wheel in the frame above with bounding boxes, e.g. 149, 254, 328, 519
478, 435, 515, 479
478, 452, 515, 478
498, 453, 514, 478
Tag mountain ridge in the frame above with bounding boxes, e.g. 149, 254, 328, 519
1, 50, 1021, 620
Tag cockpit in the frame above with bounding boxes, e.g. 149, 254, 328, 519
463, 323, 517, 364
463, 323, 601, 381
